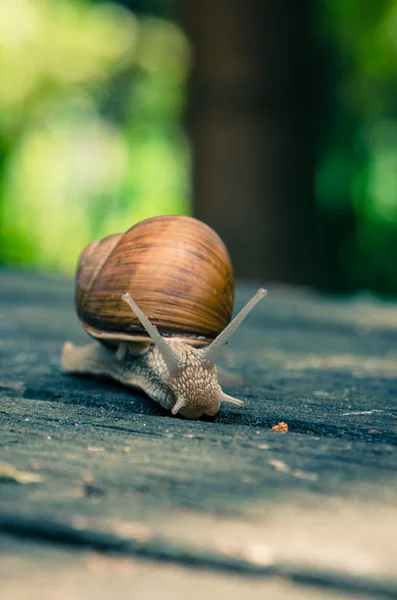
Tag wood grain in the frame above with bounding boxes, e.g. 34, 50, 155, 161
1, 270, 397, 599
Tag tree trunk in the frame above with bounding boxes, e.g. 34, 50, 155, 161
183, 0, 316, 284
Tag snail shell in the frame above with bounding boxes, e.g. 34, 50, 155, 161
75, 215, 235, 346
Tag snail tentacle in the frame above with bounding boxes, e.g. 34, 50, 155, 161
171, 397, 187, 415
121, 292, 180, 375
201, 288, 267, 366
217, 391, 244, 407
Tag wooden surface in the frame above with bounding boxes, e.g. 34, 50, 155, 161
1, 269, 397, 599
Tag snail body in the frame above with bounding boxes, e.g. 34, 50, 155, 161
61, 215, 266, 419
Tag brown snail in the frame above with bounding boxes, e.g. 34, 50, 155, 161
61, 215, 266, 419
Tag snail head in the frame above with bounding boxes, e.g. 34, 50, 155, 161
121, 288, 267, 418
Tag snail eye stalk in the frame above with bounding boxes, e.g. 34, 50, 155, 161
121, 292, 180, 375
201, 288, 267, 366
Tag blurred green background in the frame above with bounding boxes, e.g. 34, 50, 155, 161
0, 0, 190, 274
1, 0, 397, 294
314, 0, 397, 294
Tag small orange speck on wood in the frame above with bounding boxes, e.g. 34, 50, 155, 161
271, 421, 288, 432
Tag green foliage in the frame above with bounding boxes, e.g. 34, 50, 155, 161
0, 0, 190, 274
3, 0, 397, 293
316, 0, 397, 292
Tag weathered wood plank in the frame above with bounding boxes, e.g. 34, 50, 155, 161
1, 269, 397, 598
1, 536, 367, 600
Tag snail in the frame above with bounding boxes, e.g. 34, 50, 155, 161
61, 215, 266, 419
